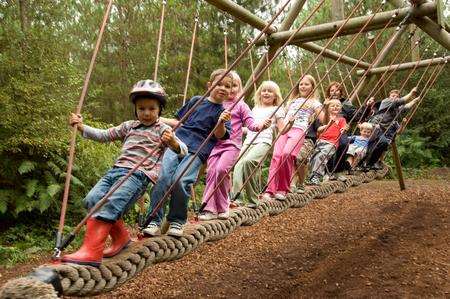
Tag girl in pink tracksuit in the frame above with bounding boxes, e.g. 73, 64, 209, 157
200, 71, 270, 220
264, 74, 323, 201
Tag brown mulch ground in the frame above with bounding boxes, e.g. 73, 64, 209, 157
1, 179, 449, 298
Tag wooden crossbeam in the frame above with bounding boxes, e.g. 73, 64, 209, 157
356, 55, 450, 75
258, 3, 437, 45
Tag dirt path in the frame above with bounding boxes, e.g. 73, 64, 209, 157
96, 179, 449, 298
1, 179, 449, 298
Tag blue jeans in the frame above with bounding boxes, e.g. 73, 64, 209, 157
84, 167, 150, 222
148, 150, 202, 225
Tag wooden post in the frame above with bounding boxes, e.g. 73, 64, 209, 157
368, 34, 388, 99
331, 0, 345, 21
410, 25, 420, 61
391, 139, 406, 190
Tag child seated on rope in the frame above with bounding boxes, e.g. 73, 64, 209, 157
142, 69, 232, 237
263, 74, 323, 201
365, 87, 420, 169
63, 80, 187, 267
308, 99, 347, 185
199, 72, 271, 220
231, 80, 285, 208
344, 122, 373, 174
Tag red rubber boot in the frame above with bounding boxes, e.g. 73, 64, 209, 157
62, 218, 112, 267
103, 219, 131, 258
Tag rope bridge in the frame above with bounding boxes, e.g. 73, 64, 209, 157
0, 168, 387, 298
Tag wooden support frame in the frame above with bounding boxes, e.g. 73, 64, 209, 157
257, 3, 436, 46
356, 55, 450, 75
391, 139, 406, 190
388, 0, 450, 51
242, 0, 308, 94
293, 41, 371, 69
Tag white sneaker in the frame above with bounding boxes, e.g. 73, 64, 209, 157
198, 212, 217, 221
167, 222, 183, 237
142, 222, 161, 236
274, 193, 286, 201
261, 193, 272, 201
218, 211, 229, 219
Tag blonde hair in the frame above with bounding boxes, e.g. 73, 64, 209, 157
358, 122, 374, 131
229, 70, 243, 99
323, 99, 342, 124
253, 80, 283, 107
288, 74, 320, 106
209, 68, 233, 83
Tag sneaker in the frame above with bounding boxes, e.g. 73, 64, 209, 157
274, 193, 286, 201
198, 212, 217, 221
309, 175, 321, 185
370, 161, 384, 170
261, 193, 272, 201
247, 203, 259, 209
344, 160, 352, 171
142, 222, 161, 237
328, 173, 337, 181
218, 211, 230, 219
167, 222, 184, 237
291, 185, 305, 194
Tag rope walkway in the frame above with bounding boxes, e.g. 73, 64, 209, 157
0, 168, 387, 297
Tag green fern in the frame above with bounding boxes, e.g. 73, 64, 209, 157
18, 160, 37, 175
47, 184, 61, 197
24, 179, 38, 197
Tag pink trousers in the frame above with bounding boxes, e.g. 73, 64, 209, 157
202, 146, 240, 214
266, 127, 305, 195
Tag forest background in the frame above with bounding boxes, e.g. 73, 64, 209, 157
0, 0, 448, 266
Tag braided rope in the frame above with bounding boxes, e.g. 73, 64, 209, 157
0, 169, 388, 298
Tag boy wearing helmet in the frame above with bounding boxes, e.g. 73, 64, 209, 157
63, 80, 187, 267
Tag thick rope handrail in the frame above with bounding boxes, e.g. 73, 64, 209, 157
55, 0, 294, 255
198, 0, 366, 212
56, 0, 113, 258
153, 0, 167, 81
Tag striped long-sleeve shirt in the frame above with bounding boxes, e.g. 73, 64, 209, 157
82, 120, 187, 183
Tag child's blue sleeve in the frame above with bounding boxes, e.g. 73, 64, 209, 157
348, 135, 356, 143
176, 96, 200, 120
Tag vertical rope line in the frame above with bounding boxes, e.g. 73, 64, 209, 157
248, 39, 258, 94
182, 2, 200, 105
56, 0, 113, 255
153, 0, 167, 81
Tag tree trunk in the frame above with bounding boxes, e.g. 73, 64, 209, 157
18, 0, 29, 51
